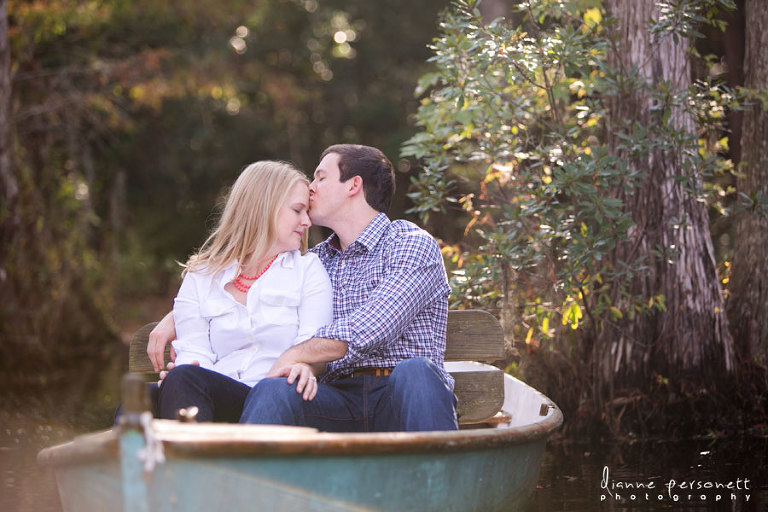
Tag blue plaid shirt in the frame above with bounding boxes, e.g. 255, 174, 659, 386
311, 213, 453, 387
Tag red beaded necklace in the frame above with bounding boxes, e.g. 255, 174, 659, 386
232, 255, 278, 293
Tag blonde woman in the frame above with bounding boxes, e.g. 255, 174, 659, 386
157, 161, 332, 422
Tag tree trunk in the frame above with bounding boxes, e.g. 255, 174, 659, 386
478, 0, 508, 22
0, 0, 16, 234
599, 1, 735, 396
728, 0, 768, 365
724, 0, 745, 165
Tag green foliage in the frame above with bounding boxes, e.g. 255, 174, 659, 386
403, 0, 736, 351
4, 0, 448, 393
8, 0, 448, 288
404, 0, 622, 346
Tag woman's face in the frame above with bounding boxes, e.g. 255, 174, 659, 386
274, 181, 311, 253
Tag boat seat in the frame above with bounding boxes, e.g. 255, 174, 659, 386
128, 309, 506, 425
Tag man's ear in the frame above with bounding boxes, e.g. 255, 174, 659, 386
346, 175, 364, 197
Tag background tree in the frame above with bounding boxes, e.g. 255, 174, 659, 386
598, 0, 735, 428
0, 0, 12, 235
727, 0, 768, 366
404, 0, 742, 437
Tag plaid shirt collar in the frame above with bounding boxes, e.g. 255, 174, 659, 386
318, 212, 390, 257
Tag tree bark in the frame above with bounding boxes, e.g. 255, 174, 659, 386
0, 0, 16, 233
478, 0, 508, 22
728, 0, 768, 366
724, 0, 745, 165
599, 1, 735, 394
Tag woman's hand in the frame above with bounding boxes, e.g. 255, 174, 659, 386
157, 361, 175, 387
272, 363, 319, 401
157, 360, 199, 387
148, 312, 177, 372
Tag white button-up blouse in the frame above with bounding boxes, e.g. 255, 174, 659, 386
171, 250, 333, 386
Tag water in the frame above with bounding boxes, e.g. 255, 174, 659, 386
534, 437, 767, 511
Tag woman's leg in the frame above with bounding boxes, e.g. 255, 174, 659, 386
158, 365, 250, 422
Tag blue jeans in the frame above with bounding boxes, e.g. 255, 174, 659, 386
158, 364, 251, 422
239, 357, 458, 432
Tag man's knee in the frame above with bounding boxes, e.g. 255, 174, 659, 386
389, 357, 453, 402
390, 357, 439, 385
385, 358, 457, 431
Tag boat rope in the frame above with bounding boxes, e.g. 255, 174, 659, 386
137, 411, 165, 472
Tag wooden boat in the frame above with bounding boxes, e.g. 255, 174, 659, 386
38, 311, 563, 512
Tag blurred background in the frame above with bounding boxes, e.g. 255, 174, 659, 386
2, 0, 450, 400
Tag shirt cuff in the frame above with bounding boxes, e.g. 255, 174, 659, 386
314, 319, 356, 347
315, 320, 370, 367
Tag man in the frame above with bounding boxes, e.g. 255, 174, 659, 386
149, 144, 457, 432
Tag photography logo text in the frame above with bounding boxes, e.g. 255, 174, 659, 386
600, 465, 751, 504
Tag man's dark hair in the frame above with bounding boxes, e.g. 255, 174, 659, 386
321, 144, 395, 213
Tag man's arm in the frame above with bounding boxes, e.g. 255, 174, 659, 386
267, 337, 347, 377
312, 232, 449, 364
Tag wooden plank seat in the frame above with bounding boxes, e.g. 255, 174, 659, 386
128, 309, 506, 425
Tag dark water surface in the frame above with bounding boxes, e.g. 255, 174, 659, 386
534, 437, 767, 511
2, 396, 766, 511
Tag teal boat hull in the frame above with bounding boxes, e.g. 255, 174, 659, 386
40, 367, 562, 512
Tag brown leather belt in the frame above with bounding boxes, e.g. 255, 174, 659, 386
351, 367, 394, 378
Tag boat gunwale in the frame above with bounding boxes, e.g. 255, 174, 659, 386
38, 407, 562, 468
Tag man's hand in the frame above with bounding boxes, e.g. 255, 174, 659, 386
266, 337, 347, 379
266, 351, 300, 379
148, 312, 177, 372
270, 363, 319, 401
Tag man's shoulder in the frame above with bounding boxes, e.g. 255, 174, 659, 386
386, 219, 437, 244
381, 219, 441, 260
388, 218, 422, 234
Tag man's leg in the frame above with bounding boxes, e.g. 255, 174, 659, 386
240, 377, 366, 432
158, 365, 250, 422
373, 357, 458, 432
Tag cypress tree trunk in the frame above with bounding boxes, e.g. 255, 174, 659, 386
478, 0, 508, 22
598, 1, 735, 404
728, 0, 768, 365
0, 0, 15, 232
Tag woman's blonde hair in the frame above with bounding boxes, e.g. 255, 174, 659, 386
183, 160, 309, 277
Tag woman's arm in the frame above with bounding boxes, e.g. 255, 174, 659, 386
148, 312, 176, 372
171, 273, 216, 368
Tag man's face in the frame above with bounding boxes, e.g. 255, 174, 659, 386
308, 152, 346, 228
